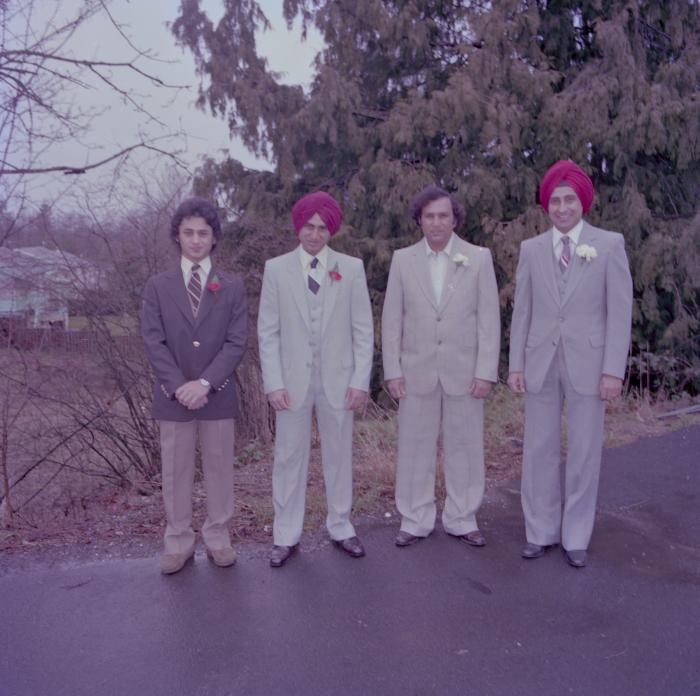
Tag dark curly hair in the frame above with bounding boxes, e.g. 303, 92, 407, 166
170, 196, 222, 245
410, 185, 465, 229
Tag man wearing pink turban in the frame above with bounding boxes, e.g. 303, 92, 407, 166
258, 191, 374, 567
508, 160, 633, 568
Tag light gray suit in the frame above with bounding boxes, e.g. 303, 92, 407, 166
382, 236, 500, 536
258, 246, 373, 546
509, 221, 633, 550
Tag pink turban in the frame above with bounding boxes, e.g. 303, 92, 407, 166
291, 191, 343, 236
539, 160, 595, 214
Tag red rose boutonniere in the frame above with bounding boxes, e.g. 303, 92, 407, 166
329, 263, 342, 282
207, 274, 221, 293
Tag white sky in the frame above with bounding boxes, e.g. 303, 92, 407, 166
8, 0, 323, 210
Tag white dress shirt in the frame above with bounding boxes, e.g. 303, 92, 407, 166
424, 233, 456, 303
180, 255, 212, 284
551, 220, 583, 262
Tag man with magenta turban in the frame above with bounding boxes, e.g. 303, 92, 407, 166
508, 160, 633, 568
258, 191, 374, 567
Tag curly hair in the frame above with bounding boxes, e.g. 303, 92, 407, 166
170, 196, 222, 244
409, 185, 465, 229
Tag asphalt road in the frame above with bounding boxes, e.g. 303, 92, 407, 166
1, 426, 699, 696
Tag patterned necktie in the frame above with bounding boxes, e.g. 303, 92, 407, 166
308, 257, 320, 295
559, 236, 571, 273
188, 263, 202, 316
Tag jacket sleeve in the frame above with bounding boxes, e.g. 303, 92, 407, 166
602, 234, 633, 379
474, 248, 501, 382
141, 277, 187, 397
257, 261, 285, 394
508, 241, 532, 374
348, 259, 374, 391
381, 252, 404, 381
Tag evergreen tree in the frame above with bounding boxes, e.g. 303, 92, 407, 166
173, 0, 700, 393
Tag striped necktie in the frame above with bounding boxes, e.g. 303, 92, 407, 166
308, 257, 320, 294
559, 236, 571, 273
188, 263, 202, 316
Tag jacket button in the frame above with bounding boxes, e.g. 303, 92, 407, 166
193, 341, 200, 348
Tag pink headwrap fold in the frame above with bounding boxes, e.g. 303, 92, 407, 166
539, 160, 595, 214
291, 192, 343, 236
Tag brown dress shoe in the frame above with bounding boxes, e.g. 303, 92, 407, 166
333, 536, 365, 558
206, 547, 237, 568
563, 548, 587, 568
159, 546, 195, 575
395, 530, 424, 547
521, 542, 556, 559
449, 530, 486, 547
269, 544, 298, 568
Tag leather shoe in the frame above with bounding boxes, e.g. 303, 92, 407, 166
563, 548, 587, 568
521, 542, 555, 559
395, 530, 424, 547
269, 544, 298, 568
159, 546, 195, 575
333, 536, 365, 558
449, 530, 486, 547
206, 546, 236, 568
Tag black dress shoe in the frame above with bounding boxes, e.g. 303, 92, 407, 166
395, 530, 424, 547
563, 548, 587, 568
269, 544, 298, 568
521, 542, 556, 559
333, 536, 365, 558
449, 530, 486, 547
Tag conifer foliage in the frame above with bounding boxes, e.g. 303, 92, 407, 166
173, 0, 700, 393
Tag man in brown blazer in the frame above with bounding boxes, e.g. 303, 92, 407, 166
382, 185, 500, 548
142, 197, 247, 574
508, 161, 633, 568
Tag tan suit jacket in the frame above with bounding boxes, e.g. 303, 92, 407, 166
258, 247, 373, 410
382, 237, 500, 393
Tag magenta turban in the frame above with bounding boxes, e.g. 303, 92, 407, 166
539, 160, 595, 214
291, 192, 343, 236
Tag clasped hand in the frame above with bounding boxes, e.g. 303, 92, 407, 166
175, 380, 209, 410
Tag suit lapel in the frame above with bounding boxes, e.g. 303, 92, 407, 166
562, 222, 597, 306
321, 249, 340, 336
193, 267, 217, 328
438, 238, 466, 312
410, 243, 439, 311
534, 231, 561, 306
163, 269, 195, 325
286, 252, 312, 332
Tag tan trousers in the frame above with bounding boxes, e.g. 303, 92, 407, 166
396, 383, 485, 537
159, 419, 235, 555
521, 347, 605, 551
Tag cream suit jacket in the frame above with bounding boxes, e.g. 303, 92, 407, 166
258, 247, 374, 411
382, 237, 500, 395
508, 221, 633, 395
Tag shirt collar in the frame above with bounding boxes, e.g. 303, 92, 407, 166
423, 233, 456, 258
299, 244, 329, 270
181, 255, 212, 278
552, 220, 584, 249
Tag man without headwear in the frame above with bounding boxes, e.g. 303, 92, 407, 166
381, 185, 501, 549
258, 191, 374, 567
508, 160, 633, 568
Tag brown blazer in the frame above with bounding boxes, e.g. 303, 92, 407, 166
141, 266, 248, 421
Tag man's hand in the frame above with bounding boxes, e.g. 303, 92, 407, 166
267, 389, 291, 411
599, 374, 623, 401
345, 387, 368, 410
175, 380, 210, 410
507, 372, 526, 394
469, 378, 493, 399
386, 377, 406, 400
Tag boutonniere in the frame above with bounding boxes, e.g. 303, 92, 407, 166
576, 244, 598, 261
452, 252, 469, 267
207, 273, 222, 293
329, 263, 342, 282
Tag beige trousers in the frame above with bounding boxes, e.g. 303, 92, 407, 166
159, 419, 235, 555
396, 383, 485, 537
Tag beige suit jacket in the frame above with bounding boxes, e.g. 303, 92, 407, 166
508, 221, 633, 395
382, 236, 501, 395
258, 246, 374, 411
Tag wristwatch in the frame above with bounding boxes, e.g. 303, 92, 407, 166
199, 378, 211, 391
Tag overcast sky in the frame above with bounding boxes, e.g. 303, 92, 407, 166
12, 0, 323, 210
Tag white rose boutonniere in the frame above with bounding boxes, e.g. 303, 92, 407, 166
576, 244, 598, 261
452, 252, 469, 267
